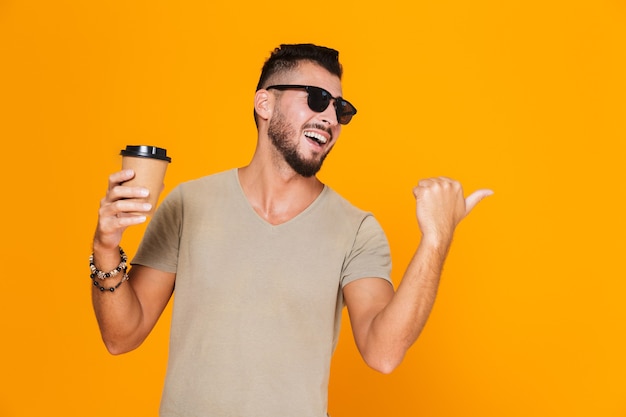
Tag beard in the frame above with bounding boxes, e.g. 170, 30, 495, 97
267, 109, 331, 178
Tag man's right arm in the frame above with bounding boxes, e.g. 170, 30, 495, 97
91, 169, 175, 354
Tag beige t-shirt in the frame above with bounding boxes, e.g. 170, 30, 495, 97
133, 169, 392, 417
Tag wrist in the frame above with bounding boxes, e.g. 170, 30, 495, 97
92, 233, 119, 253
91, 242, 124, 271
89, 246, 130, 293
419, 233, 452, 254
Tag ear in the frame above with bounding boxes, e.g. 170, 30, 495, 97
254, 89, 273, 122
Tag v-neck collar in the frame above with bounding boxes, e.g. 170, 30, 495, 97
232, 168, 329, 228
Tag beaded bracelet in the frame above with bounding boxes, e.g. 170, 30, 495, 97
89, 247, 127, 280
92, 273, 129, 292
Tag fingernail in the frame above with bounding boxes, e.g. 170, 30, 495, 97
143, 203, 152, 211
140, 188, 149, 197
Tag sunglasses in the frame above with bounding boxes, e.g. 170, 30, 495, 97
266, 85, 357, 125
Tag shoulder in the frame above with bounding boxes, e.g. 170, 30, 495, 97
155, 169, 237, 217
317, 186, 387, 240
171, 169, 237, 200
321, 186, 370, 219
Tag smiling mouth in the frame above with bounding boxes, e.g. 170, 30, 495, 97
304, 131, 328, 145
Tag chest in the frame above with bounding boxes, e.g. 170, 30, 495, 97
175, 201, 355, 316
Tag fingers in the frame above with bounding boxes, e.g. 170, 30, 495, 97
104, 169, 150, 206
95, 199, 149, 249
412, 176, 492, 221
465, 189, 494, 216
107, 185, 150, 205
108, 169, 135, 188
94, 169, 153, 252
98, 198, 150, 228
97, 170, 151, 233
100, 198, 152, 218
414, 176, 460, 196
114, 210, 149, 226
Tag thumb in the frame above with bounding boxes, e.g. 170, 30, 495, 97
465, 189, 494, 216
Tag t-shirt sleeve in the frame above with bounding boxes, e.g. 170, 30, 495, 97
340, 214, 392, 288
131, 186, 182, 273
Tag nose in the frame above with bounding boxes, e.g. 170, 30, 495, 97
318, 100, 339, 126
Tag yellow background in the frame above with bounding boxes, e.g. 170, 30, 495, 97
1, 0, 625, 416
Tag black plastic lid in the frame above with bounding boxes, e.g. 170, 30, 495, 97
120, 145, 171, 162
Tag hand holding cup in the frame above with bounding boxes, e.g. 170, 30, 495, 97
120, 145, 171, 216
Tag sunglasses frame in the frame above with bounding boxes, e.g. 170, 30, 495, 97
266, 84, 357, 125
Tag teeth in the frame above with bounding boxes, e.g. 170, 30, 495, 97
304, 131, 327, 144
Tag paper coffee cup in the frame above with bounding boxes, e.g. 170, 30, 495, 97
120, 145, 171, 215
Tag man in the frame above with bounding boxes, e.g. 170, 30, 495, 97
91, 44, 492, 417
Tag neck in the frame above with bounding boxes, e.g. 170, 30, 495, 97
238, 156, 324, 225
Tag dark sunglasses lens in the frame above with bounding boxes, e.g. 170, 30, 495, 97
336, 100, 356, 125
307, 87, 332, 113
306, 86, 356, 125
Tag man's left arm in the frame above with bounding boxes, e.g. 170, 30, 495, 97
344, 177, 492, 374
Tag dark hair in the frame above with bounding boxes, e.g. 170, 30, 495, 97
256, 43, 343, 91
254, 44, 343, 126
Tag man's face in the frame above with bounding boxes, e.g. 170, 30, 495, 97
266, 62, 344, 177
